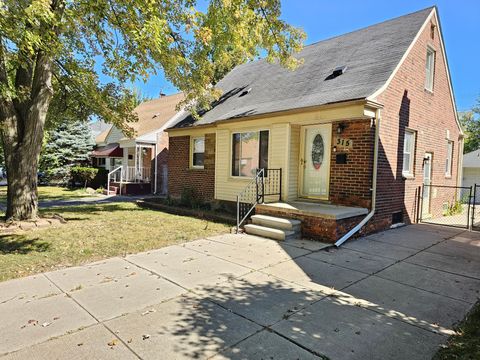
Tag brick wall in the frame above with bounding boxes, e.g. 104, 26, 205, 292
329, 119, 375, 208
168, 133, 216, 201
373, 14, 460, 230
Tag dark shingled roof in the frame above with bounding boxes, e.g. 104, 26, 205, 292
171, 7, 433, 129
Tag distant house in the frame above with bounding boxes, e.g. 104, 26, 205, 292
91, 92, 184, 195
462, 149, 480, 190
89, 120, 111, 140
165, 7, 463, 243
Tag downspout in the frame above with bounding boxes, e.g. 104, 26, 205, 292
335, 110, 381, 247
456, 134, 464, 188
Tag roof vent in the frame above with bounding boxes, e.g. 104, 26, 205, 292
239, 87, 252, 97
325, 66, 347, 80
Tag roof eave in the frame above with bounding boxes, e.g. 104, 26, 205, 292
167, 98, 383, 132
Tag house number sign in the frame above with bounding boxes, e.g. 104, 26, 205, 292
335, 137, 353, 149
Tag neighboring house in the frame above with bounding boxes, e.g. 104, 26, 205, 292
462, 149, 480, 190
89, 120, 111, 140
166, 7, 463, 243
91, 92, 184, 194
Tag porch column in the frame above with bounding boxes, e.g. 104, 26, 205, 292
122, 148, 128, 180
135, 145, 139, 182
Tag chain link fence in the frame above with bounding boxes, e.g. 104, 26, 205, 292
420, 185, 472, 229
472, 184, 480, 231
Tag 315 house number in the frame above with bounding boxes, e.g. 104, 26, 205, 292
335, 137, 353, 148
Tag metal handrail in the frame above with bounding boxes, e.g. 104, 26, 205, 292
107, 166, 123, 195
236, 168, 282, 233
236, 169, 264, 233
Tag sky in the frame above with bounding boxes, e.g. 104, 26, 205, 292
121, 0, 480, 112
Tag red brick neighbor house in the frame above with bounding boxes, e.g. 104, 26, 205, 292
91, 92, 184, 195
165, 7, 463, 243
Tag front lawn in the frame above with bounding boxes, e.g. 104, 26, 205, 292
434, 301, 480, 360
0, 185, 98, 205
0, 202, 230, 282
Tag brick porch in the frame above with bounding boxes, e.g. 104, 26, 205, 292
256, 201, 368, 243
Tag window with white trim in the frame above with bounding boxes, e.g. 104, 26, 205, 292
232, 130, 269, 177
445, 140, 453, 177
191, 136, 205, 168
402, 129, 416, 176
425, 47, 435, 91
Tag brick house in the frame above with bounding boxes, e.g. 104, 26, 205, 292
166, 7, 463, 243
92, 93, 184, 195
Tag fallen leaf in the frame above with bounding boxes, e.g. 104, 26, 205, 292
77, 343, 84, 347
142, 334, 150, 340
107, 339, 118, 347
127, 338, 133, 344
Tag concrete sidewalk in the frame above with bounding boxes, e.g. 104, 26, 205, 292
0, 194, 158, 211
1, 224, 479, 359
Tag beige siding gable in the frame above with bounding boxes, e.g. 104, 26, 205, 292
105, 126, 125, 144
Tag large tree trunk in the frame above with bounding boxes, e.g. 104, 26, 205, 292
5, 148, 40, 220
0, 52, 53, 221
0, 1, 63, 221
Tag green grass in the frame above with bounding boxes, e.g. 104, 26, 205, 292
0, 202, 230, 282
0, 185, 98, 205
434, 301, 480, 360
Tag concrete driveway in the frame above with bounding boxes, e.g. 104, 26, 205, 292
1, 224, 479, 359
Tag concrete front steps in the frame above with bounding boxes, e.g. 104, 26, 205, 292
244, 214, 301, 241
103, 185, 118, 195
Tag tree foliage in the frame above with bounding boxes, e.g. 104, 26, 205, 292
0, 0, 304, 220
459, 100, 480, 153
1, 0, 304, 123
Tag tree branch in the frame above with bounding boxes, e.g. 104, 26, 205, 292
259, 6, 286, 57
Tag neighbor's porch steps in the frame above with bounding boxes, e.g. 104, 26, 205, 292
103, 184, 119, 195
244, 214, 301, 241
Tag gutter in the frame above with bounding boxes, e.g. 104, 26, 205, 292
335, 109, 381, 247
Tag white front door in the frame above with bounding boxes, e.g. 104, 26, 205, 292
299, 124, 332, 199
422, 152, 433, 217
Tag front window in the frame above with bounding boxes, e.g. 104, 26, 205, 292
402, 129, 416, 176
445, 140, 453, 177
191, 137, 205, 168
425, 47, 435, 91
97, 158, 106, 167
232, 130, 269, 177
